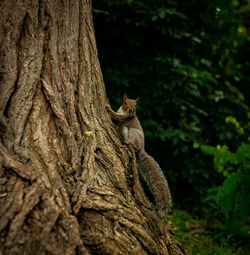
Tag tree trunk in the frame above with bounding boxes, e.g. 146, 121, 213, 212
0, 0, 187, 254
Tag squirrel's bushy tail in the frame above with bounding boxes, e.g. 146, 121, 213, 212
138, 150, 172, 216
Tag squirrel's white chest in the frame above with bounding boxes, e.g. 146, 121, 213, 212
117, 107, 126, 115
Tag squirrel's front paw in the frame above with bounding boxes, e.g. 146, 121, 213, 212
105, 104, 111, 111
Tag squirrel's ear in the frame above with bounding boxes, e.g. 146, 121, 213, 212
123, 94, 127, 102
136, 97, 140, 103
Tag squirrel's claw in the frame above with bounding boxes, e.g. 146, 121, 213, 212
105, 104, 111, 111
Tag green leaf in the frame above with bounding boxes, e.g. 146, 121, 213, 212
193, 143, 200, 149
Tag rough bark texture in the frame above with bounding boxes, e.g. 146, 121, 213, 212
0, 0, 187, 254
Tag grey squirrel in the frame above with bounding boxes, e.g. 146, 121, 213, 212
106, 95, 172, 217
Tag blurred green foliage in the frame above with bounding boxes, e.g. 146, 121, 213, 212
197, 116, 250, 235
93, 0, 249, 231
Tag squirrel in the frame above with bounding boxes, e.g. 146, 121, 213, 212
106, 94, 172, 217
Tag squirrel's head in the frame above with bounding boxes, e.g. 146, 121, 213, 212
122, 94, 139, 115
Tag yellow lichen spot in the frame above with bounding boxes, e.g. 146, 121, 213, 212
84, 131, 92, 137
130, 174, 133, 178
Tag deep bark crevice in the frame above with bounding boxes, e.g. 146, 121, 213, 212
3, 79, 18, 119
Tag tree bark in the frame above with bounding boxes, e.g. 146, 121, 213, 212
0, 0, 187, 254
